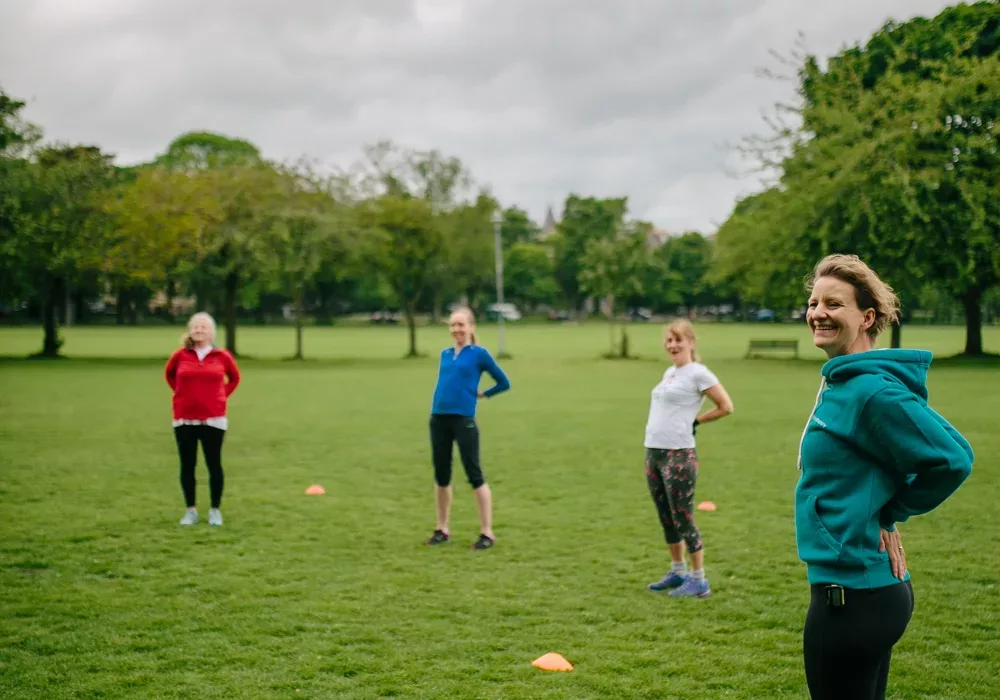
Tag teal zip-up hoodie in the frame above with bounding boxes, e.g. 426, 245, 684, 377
795, 349, 973, 589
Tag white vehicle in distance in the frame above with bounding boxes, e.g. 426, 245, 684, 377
487, 303, 522, 321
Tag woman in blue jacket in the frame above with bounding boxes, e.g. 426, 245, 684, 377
797, 254, 973, 700
425, 307, 510, 550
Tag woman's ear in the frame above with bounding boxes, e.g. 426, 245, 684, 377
861, 308, 876, 332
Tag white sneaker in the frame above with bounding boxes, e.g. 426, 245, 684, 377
208, 508, 223, 527
179, 509, 198, 526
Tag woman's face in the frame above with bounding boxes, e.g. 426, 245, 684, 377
449, 312, 473, 346
189, 317, 213, 346
664, 331, 694, 365
807, 276, 875, 358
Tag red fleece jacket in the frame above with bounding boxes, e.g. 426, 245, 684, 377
165, 347, 241, 420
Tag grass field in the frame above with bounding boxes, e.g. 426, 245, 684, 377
1, 323, 998, 699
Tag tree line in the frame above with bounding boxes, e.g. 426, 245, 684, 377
1, 2, 997, 358
0, 103, 733, 359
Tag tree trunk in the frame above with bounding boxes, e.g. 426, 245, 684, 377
64, 280, 74, 327
620, 327, 630, 359
962, 287, 984, 356
40, 276, 61, 357
405, 307, 418, 358
116, 285, 127, 326
431, 288, 442, 324
293, 287, 304, 360
127, 293, 138, 325
165, 278, 177, 324
890, 321, 902, 349
224, 271, 239, 356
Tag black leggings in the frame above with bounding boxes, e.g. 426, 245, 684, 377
429, 414, 484, 489
804, 580, 914, 700
174, 425, 225, 509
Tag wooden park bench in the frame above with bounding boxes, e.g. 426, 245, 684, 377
745, 339, 799, 359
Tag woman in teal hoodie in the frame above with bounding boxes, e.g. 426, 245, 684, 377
796, 254, 973, 700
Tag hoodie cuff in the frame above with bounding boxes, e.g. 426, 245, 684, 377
879, 509, 896, 532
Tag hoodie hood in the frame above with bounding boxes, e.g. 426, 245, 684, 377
821, 349, 932, 400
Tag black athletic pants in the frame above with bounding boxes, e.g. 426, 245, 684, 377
429, 414, 484, 489
804, 580, 914, 700
174, 425, 225, 509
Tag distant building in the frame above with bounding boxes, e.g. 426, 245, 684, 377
646, 228, 672, 248
540, 205, 558, 239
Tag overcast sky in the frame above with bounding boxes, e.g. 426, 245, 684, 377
1, 0, 958, 232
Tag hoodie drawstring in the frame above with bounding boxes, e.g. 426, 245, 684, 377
797, 377, 827, 470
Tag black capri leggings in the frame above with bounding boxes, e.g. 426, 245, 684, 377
429, 414, 485, 489
174, 424, 225, 509
804, 580, 914, 700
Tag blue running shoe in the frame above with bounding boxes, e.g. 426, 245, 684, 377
648, 571, 687, 592
668, 576, 711, 598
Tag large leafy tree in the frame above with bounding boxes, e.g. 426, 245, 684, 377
361, 195, 443, 357
269, 163, 355, 359
504, 242, 558, 311
101, 166, 213, 324
579, 222, 650, 358
8, 145, 117, 355
552, 195, 628, 312
500, 206, 541, 248
717, 1, 1000, 354
151, 131, 273, 354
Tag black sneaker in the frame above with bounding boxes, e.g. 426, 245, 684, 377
425, 529, 450, 545
471, 534, 494, 550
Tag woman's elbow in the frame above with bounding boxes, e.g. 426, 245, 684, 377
952, 450, 973, 482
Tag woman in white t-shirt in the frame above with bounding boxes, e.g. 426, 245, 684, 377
644, 320, 733, 598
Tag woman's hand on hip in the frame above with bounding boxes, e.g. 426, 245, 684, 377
879, 527, 907, 580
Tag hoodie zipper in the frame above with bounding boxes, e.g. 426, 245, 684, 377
797, 377, 827, 471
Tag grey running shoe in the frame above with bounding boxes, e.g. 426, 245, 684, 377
208, 508, 223, 527
179, 509, 198, 526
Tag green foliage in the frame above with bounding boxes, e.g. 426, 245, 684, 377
4, 144, 118, 354
360, 194, 444, 356
717, 1, 1000, 353
553, 195, 628, 309
504, 242, 558, 310
268, 163, 356, 358
662, 232, 714, 309
436, 191, 496, 311
156, 131, 261, 171
355, 140, 474, 212
579, 223, 650, 357
500, 206, 541, 248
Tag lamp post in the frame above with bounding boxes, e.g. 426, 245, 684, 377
491, 208, 510, 358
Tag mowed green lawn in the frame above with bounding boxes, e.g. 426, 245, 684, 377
1, 323, 997, 699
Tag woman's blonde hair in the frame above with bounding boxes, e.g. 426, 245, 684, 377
664, 319, 700, 362
450, 306, 477, 345
806, 254, 900, 340
181, 311, 217, 349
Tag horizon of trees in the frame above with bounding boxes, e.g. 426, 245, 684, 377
2, 1, 998, 358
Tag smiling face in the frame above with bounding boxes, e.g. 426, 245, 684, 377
664, 329, 694, 366
449, 310, 474, 346
188, 315, 214, 347
807, 276, 876, 358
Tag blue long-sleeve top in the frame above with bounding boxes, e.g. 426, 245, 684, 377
431, 344, 510, 416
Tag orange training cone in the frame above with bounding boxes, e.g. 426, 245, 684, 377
305, 484, 326, 495
697, 501, 716, 511
532, 652, 573, 672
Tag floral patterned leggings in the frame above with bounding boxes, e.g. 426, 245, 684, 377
645, 448, 703, 554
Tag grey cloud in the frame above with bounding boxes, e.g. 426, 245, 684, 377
0, 0, 960, 231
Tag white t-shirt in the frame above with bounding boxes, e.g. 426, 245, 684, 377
643, 362, 719, 449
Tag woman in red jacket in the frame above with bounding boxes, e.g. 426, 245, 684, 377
165, 312, 241, 527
